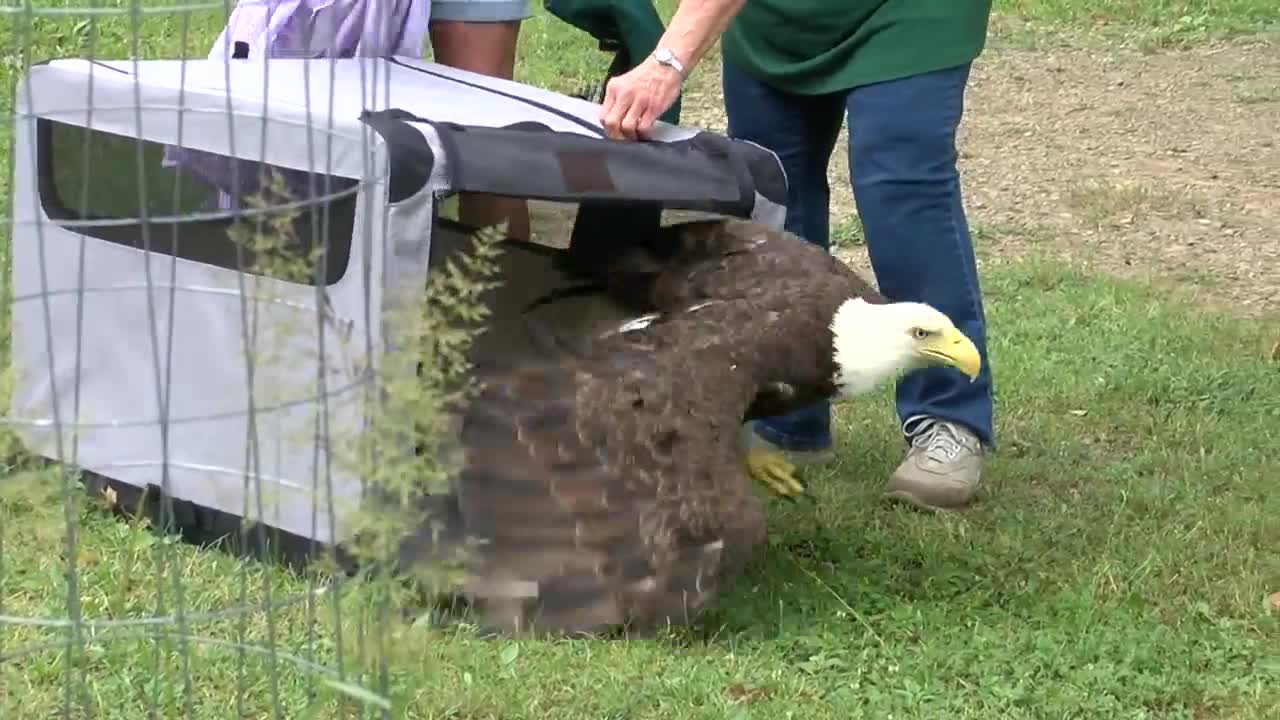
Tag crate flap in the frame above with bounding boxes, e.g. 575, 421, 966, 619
360, 108, 788, 217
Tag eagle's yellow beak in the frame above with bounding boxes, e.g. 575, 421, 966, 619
920, 326, 983, 381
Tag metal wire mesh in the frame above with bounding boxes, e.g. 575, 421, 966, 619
0, 1, 440, 716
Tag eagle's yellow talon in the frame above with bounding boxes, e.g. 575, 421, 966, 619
744, 448, 807, 500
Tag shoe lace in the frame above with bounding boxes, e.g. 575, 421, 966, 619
905, 417, 966, 462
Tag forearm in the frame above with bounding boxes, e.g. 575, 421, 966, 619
659, 0, 746, 76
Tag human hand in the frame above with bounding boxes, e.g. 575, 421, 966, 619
600, 56, 682, 141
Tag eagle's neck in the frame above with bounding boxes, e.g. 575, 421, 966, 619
830, 298, 908, 396
735, 311, 841, 420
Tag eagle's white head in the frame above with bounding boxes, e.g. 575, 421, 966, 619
830, 298, 982, 399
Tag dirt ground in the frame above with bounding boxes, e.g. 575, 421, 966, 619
671, 30, 1280, 318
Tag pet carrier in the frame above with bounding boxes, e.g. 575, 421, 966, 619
6, 54, 787, 564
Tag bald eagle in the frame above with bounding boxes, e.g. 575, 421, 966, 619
398, 218, 981, 637
583, 217, 983, 498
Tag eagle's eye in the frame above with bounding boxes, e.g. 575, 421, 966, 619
912, 327, 932, 340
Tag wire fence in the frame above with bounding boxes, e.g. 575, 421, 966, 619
0, 2, 510, 716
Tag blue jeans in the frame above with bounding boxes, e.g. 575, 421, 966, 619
722, 59, 995, 451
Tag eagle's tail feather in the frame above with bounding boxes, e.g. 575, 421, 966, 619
461, 536, 728, 638
391, 492, 472, 589
393, 493, 732, 637
619, 539, 727, 632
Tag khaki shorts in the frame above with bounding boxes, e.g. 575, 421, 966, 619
432, 0, 533, 22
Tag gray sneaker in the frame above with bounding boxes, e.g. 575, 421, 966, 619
883, 415, 984, 511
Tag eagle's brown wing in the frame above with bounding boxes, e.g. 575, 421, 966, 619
403, 330, 767, 637
589, 218, 878, 421
602, 217, 885, 313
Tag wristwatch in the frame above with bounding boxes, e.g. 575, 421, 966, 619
651, 47, 686, 77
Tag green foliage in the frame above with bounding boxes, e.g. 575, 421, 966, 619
829, 215, 865, 249
218, 171, 507, 588
335, 221, 505, 586
0, 144, 509, 715
224, 170, 326, 286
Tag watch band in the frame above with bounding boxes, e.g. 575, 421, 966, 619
652, 47, 686, 77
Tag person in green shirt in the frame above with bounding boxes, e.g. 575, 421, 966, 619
600, 0, 995, 511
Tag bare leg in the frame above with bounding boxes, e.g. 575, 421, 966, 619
430, 19, 533, 241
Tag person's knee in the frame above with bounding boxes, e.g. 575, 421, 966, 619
429, 18, 523, 79
852, 111, 960, 186
849, 69, 970, 184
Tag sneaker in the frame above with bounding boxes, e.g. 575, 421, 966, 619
883, 415, 984, 511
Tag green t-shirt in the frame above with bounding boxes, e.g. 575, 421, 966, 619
721, 0, 994, 95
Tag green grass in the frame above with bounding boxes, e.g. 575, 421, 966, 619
3, 1, 1280, 719
992, 0, 1279, 49
995, 0, 1278, 34
3, 262, 1278, 718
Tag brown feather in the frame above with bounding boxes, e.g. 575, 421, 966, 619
401, 302, 773, 636
601, 217, 888, 418
399, 218, 883, 637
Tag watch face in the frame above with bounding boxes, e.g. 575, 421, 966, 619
653, 48, 682, 74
